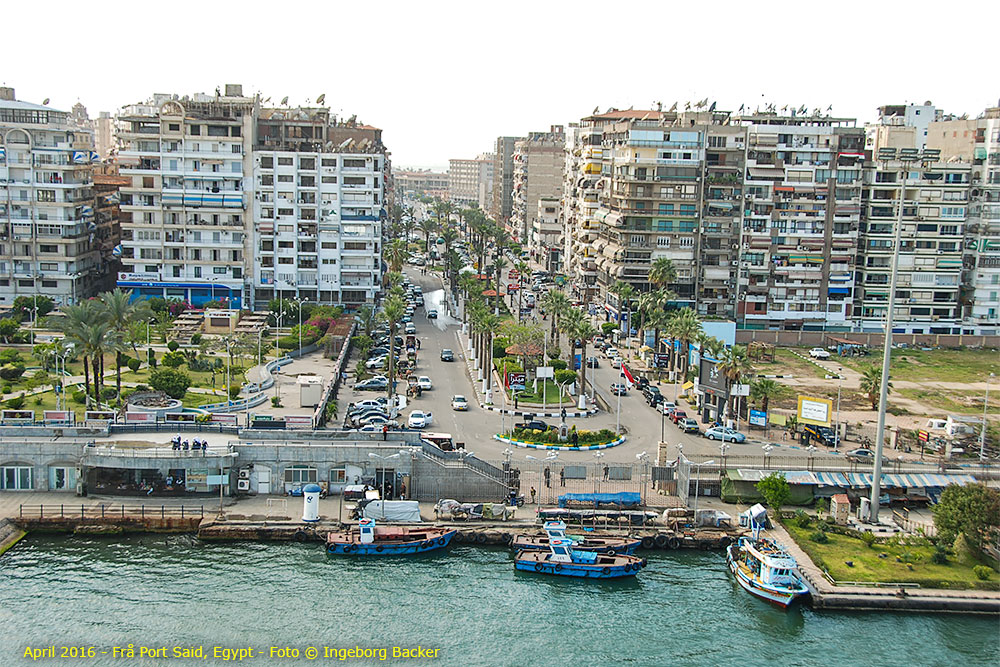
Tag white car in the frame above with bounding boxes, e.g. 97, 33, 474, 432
809, 347, 831, 359
407, 410, 433, 429
365, 355, 387, 369
417, 376, 432, 390
451, 395, 469, 411
605, 347, 620, 359
611, 357, 623, 369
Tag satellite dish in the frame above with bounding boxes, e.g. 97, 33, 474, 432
281, 96, 289, 105
338, 138, 352, 150
316, 93, 326, 105
42, 98, 50, 106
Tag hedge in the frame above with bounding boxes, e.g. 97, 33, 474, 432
508, 428, 617, 446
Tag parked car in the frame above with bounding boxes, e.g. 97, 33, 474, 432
451, 395, 469, 411
659, 401, 677, 416
416, 376, 433, 390
705, 426, 747, 443
611, 357, 623, 369
679, 418, 701, 434
401, 315, 412, 324
846, 448, 888, 465
354, 377, 388, 391
586, 356, 600, 368
351, 398, 387, 411
515, 419, 551, 432
809, 347, 831, 359
404, 323, 417, 335
359, 415, 397, 428
670, 409, 688, 424
605, 347, 620, 359
440, 348, 455, 362
415, 296, 425, 306
610, 383, 629, 396
427, 309, 438, 319
642, 385, 662, 405
804, 424, 838, 447
407, 410, 433, 429
364, 355, 387, 369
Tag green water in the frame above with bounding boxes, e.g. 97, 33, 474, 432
0, 536, 996, 666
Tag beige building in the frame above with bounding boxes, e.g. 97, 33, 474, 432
491, 136, 521, 226
448, 154, 493, 209
511, 126, 564, 247
394, 169, 448, 199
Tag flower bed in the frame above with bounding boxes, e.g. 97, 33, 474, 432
496, 430, 625, 451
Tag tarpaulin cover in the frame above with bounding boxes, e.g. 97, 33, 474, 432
558, 492, 641, 508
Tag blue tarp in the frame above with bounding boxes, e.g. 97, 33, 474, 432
557, 492, 641, 508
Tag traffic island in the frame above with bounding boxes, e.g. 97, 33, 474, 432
495, 430, 626, 451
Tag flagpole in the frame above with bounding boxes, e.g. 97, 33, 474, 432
616, 371, 622, 435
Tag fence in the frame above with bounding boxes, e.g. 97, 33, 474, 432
18, 504, 205, 519
110, 423, 240, 435
313, 321, 356, 428
892, 508, 937, 537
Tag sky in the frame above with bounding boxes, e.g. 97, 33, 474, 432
4, 0, 997, 170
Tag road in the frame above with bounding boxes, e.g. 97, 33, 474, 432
338, 266, 856, 466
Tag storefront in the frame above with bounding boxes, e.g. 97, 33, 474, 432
1, 464, 34, 490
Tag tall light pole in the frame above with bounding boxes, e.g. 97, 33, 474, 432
297, 298, 306, 357
981, 372, 995, 461
870, 147, 939, 523
691, 459, 715, 517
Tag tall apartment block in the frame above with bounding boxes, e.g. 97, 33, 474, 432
562, 122, 601, 303
252, 108, 385, 308
0, 87, 111, 307
512, 126, 565, 251
448, 154, 493, 209
490, 136, 522, 227
737, 113, 865, 331
394, 170, 449, 199
115, 86, 256, 308
927, 105, 1000, 332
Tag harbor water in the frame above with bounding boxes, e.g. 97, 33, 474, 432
1, 535, 997, 666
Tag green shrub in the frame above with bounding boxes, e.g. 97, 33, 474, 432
161, 351, 186, 368
809, 530, 829, 544
0, 364, 25, 381
930, 546, 948, 565
861, 531, 877, 548
71, 390, 86, 404
271, 396, 282, 408
1, 383, 10, 394
973, 565, 993, 581
5, 396, 25, 409
0, 349, 23, 364
794, 510, 812, 528
134, 384, 150, 392
147, 348, 157, 368
33, 395, 43, 406
554, 369, 577, 385
127, 358, 141, 372
167, 341, 180, 352
190, 333, 202, 345
549, 359, 568, 371
149, 368, 191, 399
601, 322, 617, 335
101, 387, 118, 400
228, 385, 241, 400
508, 427, 617, 446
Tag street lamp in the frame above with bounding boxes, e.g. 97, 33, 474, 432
691, 459, 715, 518
981, 372, 995, 461
762, 444, 774, 469
870, 146, 940, 523
297, 298, 309, 357
718, 442, 730, 470
368, 452, 401, 518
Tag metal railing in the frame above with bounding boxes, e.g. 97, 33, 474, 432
19, 504, 205, 519
83, 444, 236, 459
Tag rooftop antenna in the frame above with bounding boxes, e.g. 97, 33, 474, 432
263, 97, 271, 104
593, 105, 600, 115
281, 96, 289, 106
316, 93, 326, 105
669, 101, 678, 112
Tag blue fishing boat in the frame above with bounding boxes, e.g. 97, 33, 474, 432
726, 505, 809, 608
326, 518, 455, 556
512, 520, 641, 555
514, 538, 645, 579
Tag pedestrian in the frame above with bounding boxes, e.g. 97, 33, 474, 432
544, 467, 551, 488
603, 464, 609, 481
530, 486, 536, 504
514, 395, 518, 410
559, 468, 565, 487
382, 424, 389, 441
571, 429, 578, 447
399, 482, 406, 499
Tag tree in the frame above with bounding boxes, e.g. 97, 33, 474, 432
418, 217, 438, 255
609, 281, 636, 349
756, 472, 790, 512
149, 368, 192, 399
932, 483, 1000, 552
665, 308, 702, 381
717, 344, 753, 423
649, 257, 677, 291
12, 295, 55, 321
750, 377, 782, 414
541, 290, 570, 346
355, 305, 377, 338
859, 364, 892, 410
0, 318, 18, 344
636, 289, 671, 349
100, 289, 153, 405
386, 238, 409, 273
379, 295, 406, 400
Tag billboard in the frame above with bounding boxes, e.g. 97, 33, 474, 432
797, 395, 833, 427
698, 358, 726, 395
506, 372, 526, 391
749, 409, 767, 427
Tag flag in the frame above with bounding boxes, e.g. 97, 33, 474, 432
621, 364, 635, 388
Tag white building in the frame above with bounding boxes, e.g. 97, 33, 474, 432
0, 87, 107, 307
448, 154, 493, 209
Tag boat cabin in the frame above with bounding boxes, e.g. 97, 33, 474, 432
359, 518, 376, 544
543, 520, 568, 540
741, 539, 800, 588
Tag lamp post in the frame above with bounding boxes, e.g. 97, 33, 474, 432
981, 372, 995, 461
870, 146, 940, 523
762, 444, 773, 469
368, 451, 401, 519
297, 298, 308, 358
636, 451, 649, 507
835, 367, 843, 450
691, 459, 715, 518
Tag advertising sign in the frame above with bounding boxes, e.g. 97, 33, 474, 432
165, 412, 197, 422
117, 271, 160, 282
797, 395, 833, 427
125, 411, 157, 423
506, 372, 526, 391
1, 410, 34, 422
918, 429, 929, 443
654, 353, 670, 369
210, 413, 239, 425
285, 415, 314, 429
698, 358, 726, 395
85, 410, 116, 422
535, 366, 555, 380
43, 411, 74, 423
749, 409, 767, 427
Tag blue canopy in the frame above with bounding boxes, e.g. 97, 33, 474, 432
558, 492, 641, 508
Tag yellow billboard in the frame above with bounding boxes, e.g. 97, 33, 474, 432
797, 395, 833, 427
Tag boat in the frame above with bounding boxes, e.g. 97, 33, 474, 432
514, 538, 646, 579
512, 520, 641, 555
726, 505, 809, 608
326, 518, 456, 556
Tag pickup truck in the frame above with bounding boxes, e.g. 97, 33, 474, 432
809, 347, 831, 359
514, 420, 551, 432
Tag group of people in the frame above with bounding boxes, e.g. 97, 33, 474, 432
171, 435, 208, 452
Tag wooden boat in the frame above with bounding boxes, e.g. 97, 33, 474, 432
727, 537, 810, 608
512, 520, 641, 555
514, 538, 646, 579
326, 518, 455, 556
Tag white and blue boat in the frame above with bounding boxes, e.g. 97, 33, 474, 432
726, 505, 809, 608
326, 518, 455, 556
514, 537, 646, 579
512, 520, 641, 555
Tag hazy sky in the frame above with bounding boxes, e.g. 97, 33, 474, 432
4, 0, 996, 169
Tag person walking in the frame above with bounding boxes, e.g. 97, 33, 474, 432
382, 424, 389, 441
530, 486, 536, 504
543, 467, 551, 488
603, 464, 610, 481
571, 429, 579, 447
559, 468, 565, 487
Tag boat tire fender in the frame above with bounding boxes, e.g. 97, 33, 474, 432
342, 544, 353, 553
437, 537, 447, 546
606, 548, 617, 556
294, 530, 308, 542
719, 535, 732, 548
503, 533, 514, 545
554, 564, 563, 572
640, 536, 655, 550
654, 533, 669, 549
602, 567, 611, 575
534, 563, 544, 572
375, 546, 385, 553
327, 545, 338, 555
421, 540, 433, 549
667, 537, 681, 550
475, 532, 488, 544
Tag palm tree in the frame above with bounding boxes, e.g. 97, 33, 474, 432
636, 289, 670, 349
609, 281, 636, 354
514, 260, 530, 319
717, 345, 753, 424
649, 257, 677, 291
386, 238, 408, 273
491, 255, 508, 313
379, 295, 406, 400
478, 312, 503, 400
355, 305, 377, 338
52, 302, 99, 404
418, 218, 438, 257
750, 377, 782, 414
860, 364, 892, 410
439, 226, 459, 288
699, 334, 725, 359
666, 308, 702, 382
565, 314, 598, 399
541, 290, 570, 347
99, 288, 152, 401
559, 309, 584, 371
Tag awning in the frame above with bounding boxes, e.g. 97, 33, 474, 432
748, 167, 785, 179
884, 473, 976, 488
812, 471, 849, 487
828, 287, 850, 294
681, 381, 694, 390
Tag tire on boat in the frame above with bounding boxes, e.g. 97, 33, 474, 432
554, 564, 563, 572
437, 537, 447, 546
640, 536, 655, 550
454, 531, 467, 543
534, 563, 544, 572
342, 544, 353, 553
602, 567, 611, 575
293, 530, 308, 542
421, 540, 433, 549
475, 532, 488, 544
327, 545, 338, 555
666, 536, 681, 550
654, 533, 669, 549
375, 546, 385, 553
718, 535, 733, 548
502, 533, 514, 545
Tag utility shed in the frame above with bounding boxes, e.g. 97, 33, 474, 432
830, 493, 851, 525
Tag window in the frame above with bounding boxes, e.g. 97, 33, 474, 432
656, 237, 670, 247
261, 174, 273, 186
1, 466, 33, 490
36, 190, 56, 202
260, 156, 273, 169
277, 174, 293, 182
278, 157, 293, 166
41, 280, 57, 288
679, 237, 694, 248
189, 125, 200, 136
284, 466, 317, 484
941, 207, 965, 218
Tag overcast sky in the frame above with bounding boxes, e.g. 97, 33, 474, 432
4, 0, 996, 170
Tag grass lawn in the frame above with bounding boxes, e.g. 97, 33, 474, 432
759, 349, 833, 380
839, 348, 1000, 384
505, 380, 574, 406
784, 519, 999, 590
897, 387, 994, 416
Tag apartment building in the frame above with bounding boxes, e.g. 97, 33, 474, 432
511, 126, 565, 247
0, 87, 109, 307
115, 85, 256, 308
490, 136, 522, 226
927, 106, 1000, 332
530, 196, 562, 272
736, 113, 865, 331
448, 154, 493, 209
252, 107, 385, 309
394, 170, 448, 199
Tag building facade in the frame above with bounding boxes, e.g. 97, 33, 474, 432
394, 170, 448, 199
448, 154, 493, 209
490, 136, 521, 226
511, 126, 564, 248
0, 87, 109, 307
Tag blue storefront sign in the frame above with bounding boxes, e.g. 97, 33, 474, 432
749, 409, 767, 427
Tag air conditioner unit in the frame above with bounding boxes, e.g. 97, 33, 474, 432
237, 479, 250, 491
238, 469, 250, 479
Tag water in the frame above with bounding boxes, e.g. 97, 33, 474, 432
1, 536, 997, 666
